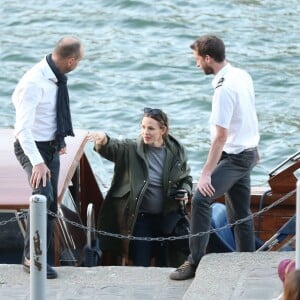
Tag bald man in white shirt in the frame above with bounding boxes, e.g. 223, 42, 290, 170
12, 36, 84, 279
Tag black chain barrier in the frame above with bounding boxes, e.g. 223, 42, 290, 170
1, 189, 296, 242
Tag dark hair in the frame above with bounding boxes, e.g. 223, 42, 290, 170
190, 35, 225, 63
54, 37, 82, 59
143, 107, 169, 135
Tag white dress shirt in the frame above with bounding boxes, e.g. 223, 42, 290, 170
209, 63, 260, 154
12, 57, 58, 166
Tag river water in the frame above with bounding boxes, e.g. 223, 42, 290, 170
1, 0, 299, 186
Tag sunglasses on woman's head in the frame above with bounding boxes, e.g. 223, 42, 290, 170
143, 107, 168, 128
143, 107, 163, 115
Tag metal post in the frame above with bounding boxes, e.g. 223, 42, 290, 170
30, 195, 47, 300
296, 170, 300, 269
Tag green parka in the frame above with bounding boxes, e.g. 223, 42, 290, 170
94, 133, 193, 265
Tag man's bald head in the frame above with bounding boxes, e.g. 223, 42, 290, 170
52, 36, 83, 74
54, 37, 83, 60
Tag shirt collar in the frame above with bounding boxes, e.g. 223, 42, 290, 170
41, 56, 58, 83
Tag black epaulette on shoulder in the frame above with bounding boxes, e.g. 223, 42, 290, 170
215, 77, 224, 89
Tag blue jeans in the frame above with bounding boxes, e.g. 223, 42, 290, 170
130, 213, 166, 267
14, 140, 60, 259
188, 149, 258, 266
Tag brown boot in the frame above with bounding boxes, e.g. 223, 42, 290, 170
23, 257, 58, 279
169, 261, 196, 280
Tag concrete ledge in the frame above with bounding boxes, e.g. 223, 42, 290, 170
0, 252, 295, 299
0, 265, 192, 299
183, 251, 295, 300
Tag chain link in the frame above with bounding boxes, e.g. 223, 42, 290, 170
1, 189, 296, 242
0, 212, 27, 226
49, 188, 296, 242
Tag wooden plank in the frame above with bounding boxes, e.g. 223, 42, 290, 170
268, 159, 300, 193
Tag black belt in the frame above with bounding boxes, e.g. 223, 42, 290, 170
36, 140, 57, 147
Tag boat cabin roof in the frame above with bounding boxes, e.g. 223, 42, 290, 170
0, 129, 88, 211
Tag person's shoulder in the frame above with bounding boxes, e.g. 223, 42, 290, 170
167, 134, 179, 144
166, 134, 186, 151
215, 64, 233, 89
229, 65, 252, 80
22, 58, 48, 80
215, 77, 225, 89
222, 65, 252, 88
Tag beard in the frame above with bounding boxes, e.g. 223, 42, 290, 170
202, 65, 214, 75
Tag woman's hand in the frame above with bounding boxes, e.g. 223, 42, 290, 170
87, 132, 108, 146
174, 189, 189, 204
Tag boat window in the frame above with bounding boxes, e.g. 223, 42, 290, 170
61, 189, 77, 213
84, 143, 112, 196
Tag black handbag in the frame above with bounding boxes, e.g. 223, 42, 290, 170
162, 210, 190, 256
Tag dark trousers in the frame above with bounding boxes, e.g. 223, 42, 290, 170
130, 213, 166, 267
14, 140, 59, 261
188, 149, 258, 266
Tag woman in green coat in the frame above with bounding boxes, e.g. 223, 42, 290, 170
89, 108, 193, 267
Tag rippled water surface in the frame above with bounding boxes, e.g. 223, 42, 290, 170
1, 0, 299, 185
